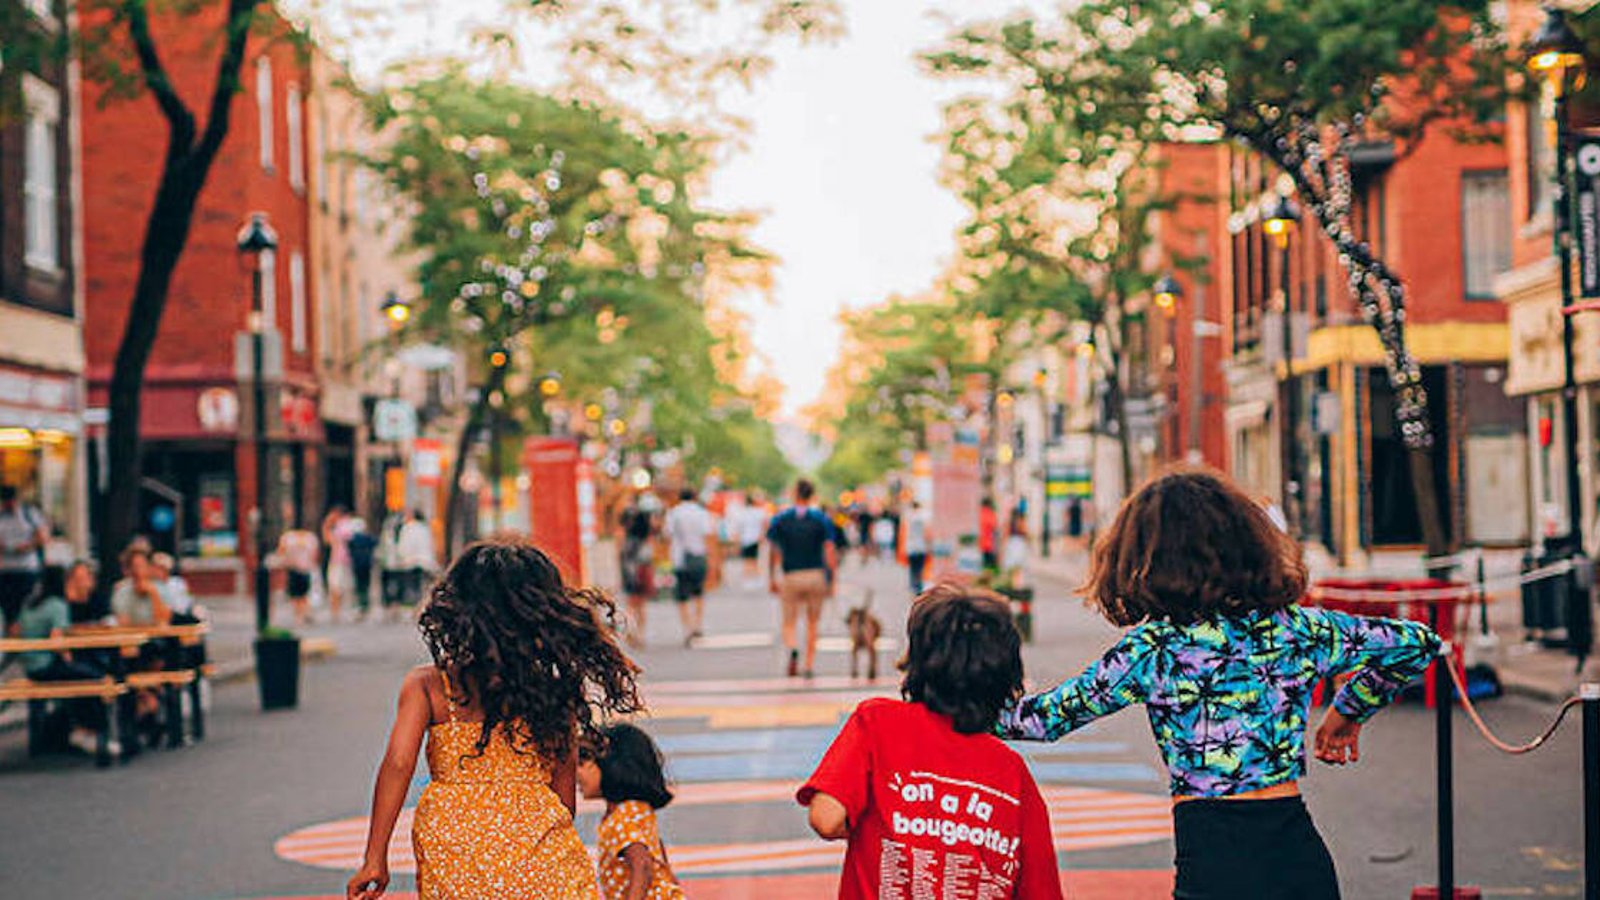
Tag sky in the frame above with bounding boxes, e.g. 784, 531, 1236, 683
301, 0, 1007, 419
702, 4, 972, 418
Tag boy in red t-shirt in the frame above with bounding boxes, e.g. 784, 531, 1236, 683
797, 586, 1063, 899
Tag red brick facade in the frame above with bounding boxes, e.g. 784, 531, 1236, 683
80, 2, 320, 562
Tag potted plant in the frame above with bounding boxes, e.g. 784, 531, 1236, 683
254, 626, 301, 710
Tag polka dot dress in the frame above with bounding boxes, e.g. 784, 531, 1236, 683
596, 800, 685, 900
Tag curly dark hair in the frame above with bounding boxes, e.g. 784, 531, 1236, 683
418, 537, 643, 761
899, 585, 1023, 734
587, 722, 673, 809
1086, 466, 1307, 627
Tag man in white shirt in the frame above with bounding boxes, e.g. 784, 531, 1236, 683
664, 487, 715, 645
736, 492, 769, 581
0, 485, 49, 628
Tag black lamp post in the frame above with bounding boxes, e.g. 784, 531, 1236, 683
1265, 195, 1301, 534
378, 291, 411, 523
237, 213, 278, 634
1530, 6, 1588, 561
1154, 275, 1183, 459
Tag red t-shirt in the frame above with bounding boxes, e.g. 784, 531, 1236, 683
797, 698, 1063, 900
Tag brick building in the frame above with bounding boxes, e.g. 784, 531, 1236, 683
80, 3, 319, 588
0, 0, 88, 556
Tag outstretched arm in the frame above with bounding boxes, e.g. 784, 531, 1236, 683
1317, 609, 1441, 723
995, 628, 1152, 742
348, 669, 430, 899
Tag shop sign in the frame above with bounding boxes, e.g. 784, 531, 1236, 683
1576, 140, 1600, 298
279, 390, 318, 437
0, 366, 79, 433
412, 438, 444, 487
198, 388, 240, 433
373, 399, 417, 443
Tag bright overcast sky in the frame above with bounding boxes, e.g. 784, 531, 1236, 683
299, 0, 1026, 419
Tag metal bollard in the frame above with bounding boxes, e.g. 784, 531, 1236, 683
1435, 637, 1454, 899
1584, 682, 1598, 900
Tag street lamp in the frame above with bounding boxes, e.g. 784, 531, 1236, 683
381, 290, 412, 329
237, 213, 278, 634
1529, 7, 1589, 565
487, 346, 511, 530
1265, 195, 1301, 535
1153, 274, 1182, 314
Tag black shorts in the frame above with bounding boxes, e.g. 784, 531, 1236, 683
739, 543, 760, 560
674, 559, 707, 601
1173, 796, 1339, 899
286, 570, 313, 599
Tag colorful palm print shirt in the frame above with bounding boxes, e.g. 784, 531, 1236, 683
995, 606, 1440, 798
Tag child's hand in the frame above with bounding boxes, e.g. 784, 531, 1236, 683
1314, 708, 1362, 765
347, 859, 389, 899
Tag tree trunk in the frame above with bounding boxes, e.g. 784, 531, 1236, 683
97, 170, 207, 590
442, 364, 508, 557
1097, 318, 1136, 497
1257, 135, 1452, 576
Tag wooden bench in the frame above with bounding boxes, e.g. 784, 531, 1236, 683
0, 677, 126, 767
127, 670, 200, 748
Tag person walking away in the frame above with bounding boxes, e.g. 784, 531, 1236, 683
347, 538, 641, 900
855, 507, 876, 565
903, 501, 930, 595
869, 515, 895, 563
15, 563, 119, 757
578, 723, 686, 900
798, 586, 1062, 899
766, 479, 838, 679
663, 488, 713, 646
736, 492, 768, 584
618, 498, 656, 648
347, 519, 378, 620
978, 497, 999, 572
323, 506, 355, 622
1002, 507, 1030, 585
397, 510, 437, 608
0, 484, 49, 630
996, 468, 1440, 899
277, 525, 321, 626
379, 511, 407, 619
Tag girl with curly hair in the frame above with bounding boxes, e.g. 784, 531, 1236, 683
348, 538, 644, 900
996, 468, 1441, 899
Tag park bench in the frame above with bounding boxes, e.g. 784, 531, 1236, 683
0, 622, 210, 766
0, 676, 126, 767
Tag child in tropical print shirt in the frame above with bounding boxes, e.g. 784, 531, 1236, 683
997, 469, 1439, 899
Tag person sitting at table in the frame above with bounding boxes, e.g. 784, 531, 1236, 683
111, 547, 172, 628
16, 563, 120, 757
150, 552, 196, 620
111, 547, 173, 738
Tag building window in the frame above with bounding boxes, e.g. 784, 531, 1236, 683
1461, 169, 1511, 299
22, 76, 60, 273
286, 84, 305, 193
1527, 100, 1553, 221
256, 57, 274, 172
316, 108, 330, 206
260, 247, 278, 328
290, 250, 308, 353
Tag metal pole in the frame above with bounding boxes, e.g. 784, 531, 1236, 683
1558, 85, 1586, 556
1279, 234, 1298, 536
252, 265, 271, 634
1189, 279, 1206, 461
490, 403, 503, 532
1039, 388, 1051, 559
1433, 614, 1456, 899
1580, 682, 1600, 900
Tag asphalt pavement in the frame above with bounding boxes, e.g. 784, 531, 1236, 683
0, 551, 1587, 899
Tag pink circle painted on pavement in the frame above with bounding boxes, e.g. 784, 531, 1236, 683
274, 782, 1171, 877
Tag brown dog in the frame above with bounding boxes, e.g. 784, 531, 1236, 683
846, 590, 883, 681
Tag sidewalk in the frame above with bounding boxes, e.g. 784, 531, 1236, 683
1025, 547, 1597, 705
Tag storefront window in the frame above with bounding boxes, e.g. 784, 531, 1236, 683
0, 428, 74, 541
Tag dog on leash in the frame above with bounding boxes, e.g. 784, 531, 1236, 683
846, 590, 883, 681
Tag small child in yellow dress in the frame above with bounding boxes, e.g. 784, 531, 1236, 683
347, 538, 645, 900
578, 723, 686, 900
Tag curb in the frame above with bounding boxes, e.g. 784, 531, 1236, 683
1499, 668, 1582, 705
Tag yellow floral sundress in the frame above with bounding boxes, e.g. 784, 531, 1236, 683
596, 800, 685, 900
411, 672, 599, 899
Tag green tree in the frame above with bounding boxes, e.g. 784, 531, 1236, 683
929, 1, 1515, 561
